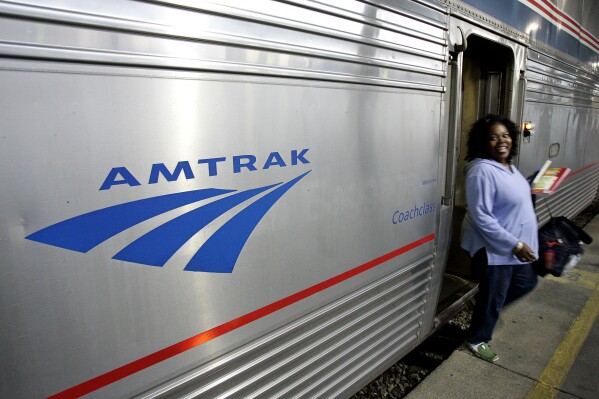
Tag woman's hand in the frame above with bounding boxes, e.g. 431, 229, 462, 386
513, 242, 537, 263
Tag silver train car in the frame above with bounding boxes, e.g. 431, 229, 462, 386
1, 0, 598, 398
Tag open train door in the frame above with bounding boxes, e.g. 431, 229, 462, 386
432, 15, 528, 330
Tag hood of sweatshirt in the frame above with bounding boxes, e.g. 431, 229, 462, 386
464, 158, 511, 175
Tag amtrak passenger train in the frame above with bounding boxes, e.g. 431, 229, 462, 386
1, 0, 598, 398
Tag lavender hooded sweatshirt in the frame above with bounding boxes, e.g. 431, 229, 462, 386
461, 158, 538, 265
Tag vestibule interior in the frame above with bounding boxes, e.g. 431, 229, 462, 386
445, 35, 515, 278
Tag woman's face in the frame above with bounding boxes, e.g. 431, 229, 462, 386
486, 123, 512, 164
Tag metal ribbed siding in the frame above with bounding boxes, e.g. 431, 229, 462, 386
0, 0, 447, 90
142, 258, 432, 398
526, 50, 599, 109
536, 166, 599, 226
525, 48, 599, 225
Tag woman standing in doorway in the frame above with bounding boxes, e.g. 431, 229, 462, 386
461, 114, 538, 362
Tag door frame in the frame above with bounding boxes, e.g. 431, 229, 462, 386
426, 16, 529, 333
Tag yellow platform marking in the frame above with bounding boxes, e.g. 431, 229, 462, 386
527, 268, 599, 399
547, 268, 599, 290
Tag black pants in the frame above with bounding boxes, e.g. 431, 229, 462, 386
467, 248, 538, 344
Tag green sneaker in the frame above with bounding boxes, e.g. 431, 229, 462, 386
466, 341, 499, 363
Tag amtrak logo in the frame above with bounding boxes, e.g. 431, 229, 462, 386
26, 171, 310, 273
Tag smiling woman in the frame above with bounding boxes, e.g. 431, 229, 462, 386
486, 123, 512, 165
465, 115, 520, 167
460, 114, 539, 362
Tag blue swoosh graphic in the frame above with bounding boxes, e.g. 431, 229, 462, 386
26, 188, 233, 252
185, 171, 311, 273
112, 183, 280, 266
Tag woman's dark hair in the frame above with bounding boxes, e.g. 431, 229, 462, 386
465, 114, 519, 162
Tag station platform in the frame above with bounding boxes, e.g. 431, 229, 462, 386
406, 215, 599, 399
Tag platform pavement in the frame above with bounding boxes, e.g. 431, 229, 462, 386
406, 215, 599, 399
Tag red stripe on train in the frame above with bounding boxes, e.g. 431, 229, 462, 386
568, 161, 599, 178
48, 234, 435, 399
526, 0, 599, 51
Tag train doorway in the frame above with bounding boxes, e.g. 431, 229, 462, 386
435, 34, 516, 324
447, 35, 515, 276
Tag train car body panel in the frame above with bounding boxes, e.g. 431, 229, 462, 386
0, 0, 598, 398
1, 64, 441, 398
0, 1, 447, 398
